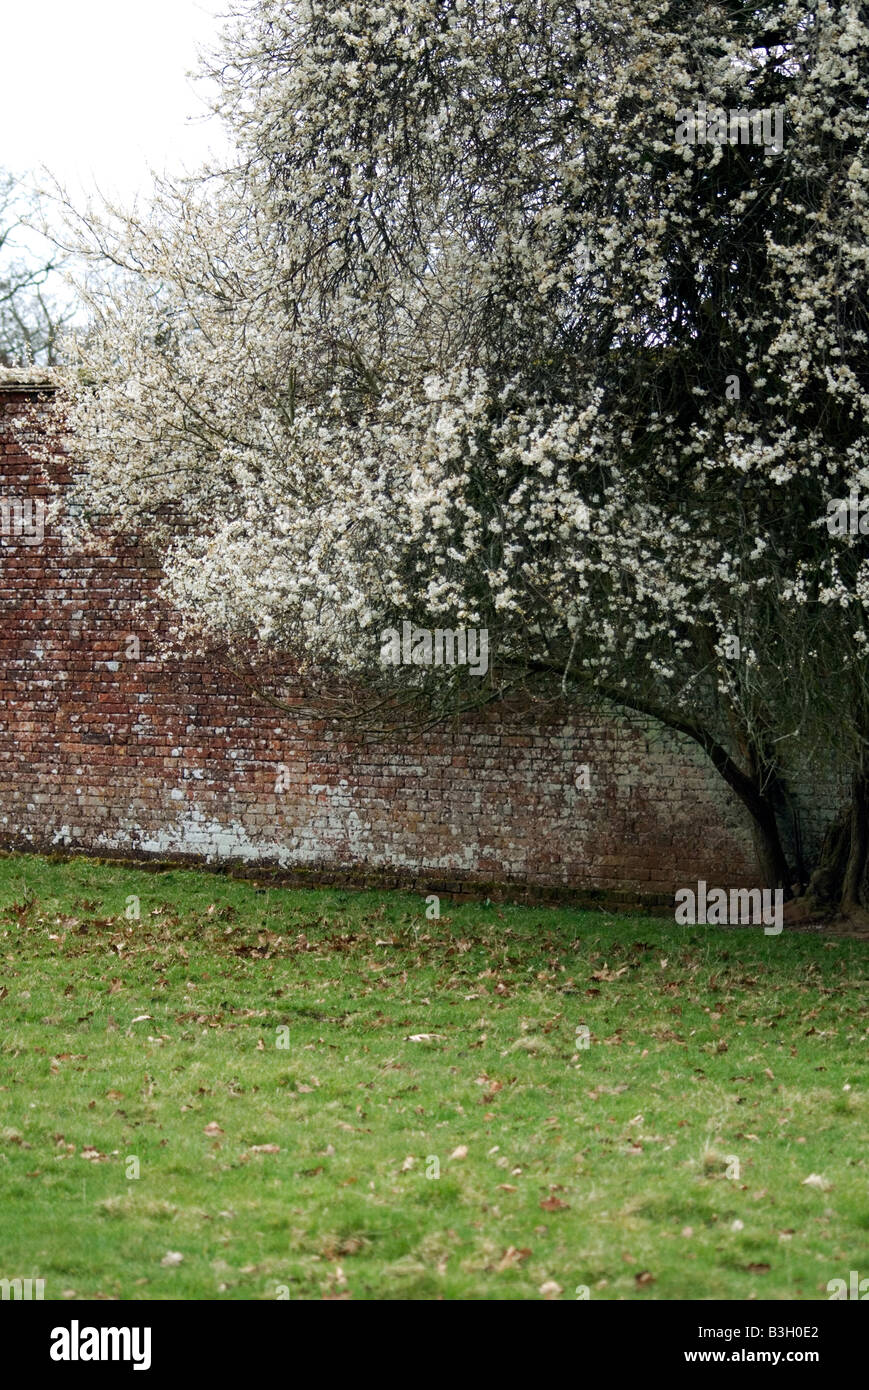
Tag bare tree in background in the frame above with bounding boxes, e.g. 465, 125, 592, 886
0, 172, 72, 366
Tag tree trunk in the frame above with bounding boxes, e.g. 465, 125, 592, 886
803, 772, 869, 922
693, 734, 792, 891
751, 794, 792, 892
581, 680, 794, 892
841, 772, 869, 913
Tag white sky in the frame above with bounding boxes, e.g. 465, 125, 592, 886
1, 0, 229, 201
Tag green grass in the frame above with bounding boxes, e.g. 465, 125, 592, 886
0, 853, 866, 1301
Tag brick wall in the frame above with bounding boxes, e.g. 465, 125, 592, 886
0, 383, 768, 906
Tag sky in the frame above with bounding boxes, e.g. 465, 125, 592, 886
1, 0, 229, 202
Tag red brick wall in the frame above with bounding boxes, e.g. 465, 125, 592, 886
0, 385, 763, 906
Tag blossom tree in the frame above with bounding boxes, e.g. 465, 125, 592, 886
47, 0, 869, 909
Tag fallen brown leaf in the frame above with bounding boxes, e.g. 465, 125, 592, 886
539, 1196, 569, 1212
495, 1246, 531, 1272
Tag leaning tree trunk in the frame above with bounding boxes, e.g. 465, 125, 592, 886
695, 736, 792, 891
594, 683, 795, 891
750, 792, 792, 892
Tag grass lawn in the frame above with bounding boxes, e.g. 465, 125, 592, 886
0, 853, 866, 1301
